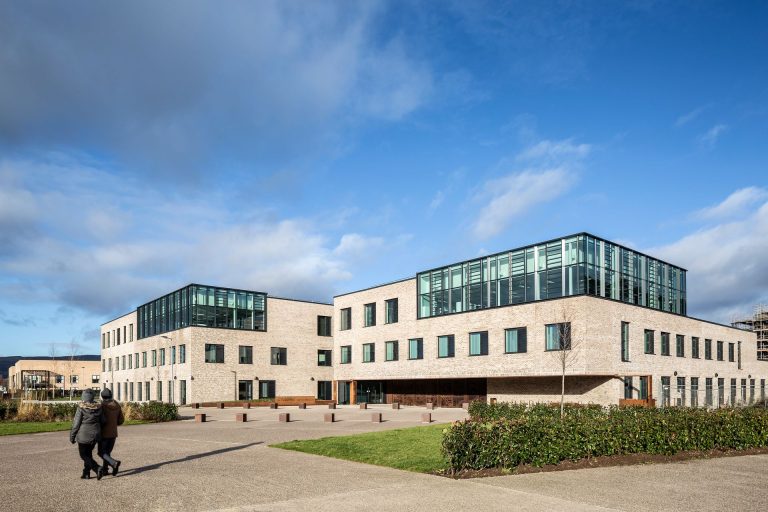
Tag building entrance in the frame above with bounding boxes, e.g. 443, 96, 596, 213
238, 380, 253, 400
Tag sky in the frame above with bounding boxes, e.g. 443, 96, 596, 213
0, 0, 767, 356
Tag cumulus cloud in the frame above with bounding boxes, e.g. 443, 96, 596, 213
649, 192, 768, 322
471, 138, 590, 240
0, 1, 433, 178
694, 187, 768, 220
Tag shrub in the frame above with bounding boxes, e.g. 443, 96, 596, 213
0, 401, 19, 420
443, 403, 768, 472
123, 401, 178, 422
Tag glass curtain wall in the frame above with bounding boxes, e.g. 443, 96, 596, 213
138, 285, 267, 339
417, 234, 687, 318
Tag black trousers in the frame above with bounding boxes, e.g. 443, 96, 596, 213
98, 437, 118, 467
78, 442, 100, 472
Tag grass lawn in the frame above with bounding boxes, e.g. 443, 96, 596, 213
273, 424, 448, 473
0, 419, 150, 436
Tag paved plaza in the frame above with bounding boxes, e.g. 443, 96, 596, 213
0, 404, 766, 511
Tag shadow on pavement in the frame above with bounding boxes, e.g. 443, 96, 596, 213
118, 442, 262, 477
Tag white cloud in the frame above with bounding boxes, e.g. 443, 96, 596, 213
515, 138, 591, 163
649, 192, 768, 322
698, 124, 728, 148
694, 187, 768, 220
429, 190, 445, 211
333, 233, 385, 257
675, 105, 709, 127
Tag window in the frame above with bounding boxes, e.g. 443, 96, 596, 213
621, 322, 630, 362
624, 377, 633, 399
437, 335, 455, 358
340, 345, 351, 364
677, 377, 686, 406
545, 323, 571, 351
385, 341, 398, 361
728, 342, 735, 362
761, 379, 766, 402
737, 341, 742, 369
661, 376, 671, 407
676, 335, 685, 357
137, 381, 143, 401
179, 345, 186, 364
159, 348, 165, 366
117, 384, 121, 400
70, 375, 79, 384
408, 338, 423, 360
364, 303, 376, 327
171, 346, 176, 365
102, 360, 105, 372
705, 339, 712, 360
108, 358, 112, 371
692, 337, 700, 359
717, 341, 724, 361
749, 379, 755, 404
129, 323, 133, 342
317, 316, 332, 337
157, 381, 162, 402
638, 376, 648, 400
239, 346, 253, 364
317, 381, 332, 400
102, 333, 106, 349
271, 347, 287, 365
145, 382, 150, 401
644, 330, 655, 354
151, 350, 157, 367
56, 375, 64, 384
505, 327, 527, 353
690, 377, 699, 407
142, 352, 147, 368
741, 379, 747, 402
205, 344, 224, 364
385, 298, 398, 324
317, 349, 332, 366
705, 377, 713, 407
117, 328, 121, 345
469, 331, 489, 356
340, 308, 351, 331
91, 375, 99, 384
259, 380, 276, 399
730, 378, 737, 404
129, 382, 134, 401
363, 343, 375, 362
134, 353, 139, 368
660, 332, 670, 356
128, 354, 132, 369
718, 378, 725, 406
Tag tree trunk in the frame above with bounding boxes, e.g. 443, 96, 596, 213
560, 360, 565, 419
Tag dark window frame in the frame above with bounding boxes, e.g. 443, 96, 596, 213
469, 331, 489, 356
504, 327, 527, 354
239, 345, 253, 364
270, 347, 287, 366
437, 334, 455, 358
384, 298, 399, 324
385, 340, 399, 361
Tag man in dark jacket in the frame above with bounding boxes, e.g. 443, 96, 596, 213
70, 389, 104, 480
98, 388, 123, 476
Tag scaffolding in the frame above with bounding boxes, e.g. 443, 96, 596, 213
732, 304, 768, 362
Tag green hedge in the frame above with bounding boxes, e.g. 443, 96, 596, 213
0, 401, 18, 420
125, 401, 178, 422
443, 404, 768, 471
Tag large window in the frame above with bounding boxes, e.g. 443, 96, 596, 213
505, 327, 527, 353
704, 339, 712, 360
239, 346, 253, 364
644, 330, 654, 354
151, 350, 157, 367
159, 349, 165, 366
660, 332, 670, 356
363, 343, 375, 363
691, 337, 700, 359
545, 323, 571, 351
676, 335, 685, 357
340, 345, 351, 364
408, 338, 423, 360
142, 352, 147, 368
469, 331, 488, 356
317, 349, 332, 366
340, 308, 351, 331
717, 341, 724, 361
205, 344, 224, 364
437, 335, 455, 358
137, 284, 266, 339
416, 234, 687, 319
728, 343, 735, 362
364, 303, 376, 327
317, 381, 332, 401
271, 347, 287, 365
259, 380, 275, 399
179, 345, 186, 364
385, 299, 398, 324
317, 316, 332, 337
621, 322, 630, 362
385, 341, 398, 361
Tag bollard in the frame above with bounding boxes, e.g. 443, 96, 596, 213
270, 403, 278, 409
324, 412, 335, 423
243, 402, 251, 409
236, 413, 247, 422
192, 403, 200, 409
426, 402, 434, 410
195, 413, 206, 423
279, 413, 290, 422
298, 403, 307, 409
328, 403, 336, 409
359, 403, 368, 410
392, 402, 400, 410
371, 412, 382, 423
217, 402, 225, 409
462, 402, 469, 410
421, 413, 432, 423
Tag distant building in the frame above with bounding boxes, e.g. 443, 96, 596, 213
732, 305, 768, 362
8, 358, 102, 396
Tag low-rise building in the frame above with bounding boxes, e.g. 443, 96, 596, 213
8, 358, 102, 396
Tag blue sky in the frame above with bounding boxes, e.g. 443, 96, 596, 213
0, 1, 766, 356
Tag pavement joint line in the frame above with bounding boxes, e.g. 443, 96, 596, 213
145, 436, 252, 446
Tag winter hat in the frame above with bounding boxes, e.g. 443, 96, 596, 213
81, 389, 95, 402
101, 388, 113, 400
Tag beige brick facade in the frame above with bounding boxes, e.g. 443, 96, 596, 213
8, 359, 102, 394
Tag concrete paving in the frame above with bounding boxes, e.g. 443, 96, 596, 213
0, 404, 766, 512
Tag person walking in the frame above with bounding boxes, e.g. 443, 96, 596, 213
98, 388, 123, 476
69, 388, 104, 480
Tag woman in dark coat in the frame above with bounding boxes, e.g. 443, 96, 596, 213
69, 389, 104, 480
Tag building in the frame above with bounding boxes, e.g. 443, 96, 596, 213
333, 233, 766, 407
732, 305, 768, 362
101, 234, 767, 408
100, 284, 333, 405
8, 358, 102, 397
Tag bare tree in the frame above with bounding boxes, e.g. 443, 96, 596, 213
548, 304, 581, 419
48, 342, 58, 400
66, 339, 80, 401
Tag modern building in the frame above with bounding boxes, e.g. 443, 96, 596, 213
8, 358, 102, 397
732, 305, 768, 362
101, 234, 767, 408
100, 284, 333, 405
